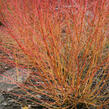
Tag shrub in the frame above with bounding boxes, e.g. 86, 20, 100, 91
0, 0, 109, 108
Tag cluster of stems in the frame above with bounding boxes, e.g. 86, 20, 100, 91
0, 0, 109, 108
